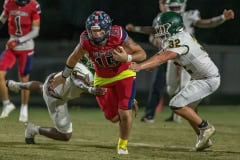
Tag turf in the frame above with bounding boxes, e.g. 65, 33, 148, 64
0, 105, 239, 160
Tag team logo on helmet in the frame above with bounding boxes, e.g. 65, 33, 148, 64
154, 23, 171, 39
85, 11, 112, 45
154, 12, 184, 40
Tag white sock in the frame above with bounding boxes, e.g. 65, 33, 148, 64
21, 104, 28, 108
3, 100, 10, 106
35, 126, 40, 134
20, 104, 28, 115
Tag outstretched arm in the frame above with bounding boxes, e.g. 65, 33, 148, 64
195, 9, 235, 28
72, 77, 106, 96
51, 44, 87, 89
129, 50, 177, 72
125, 24, 155, 35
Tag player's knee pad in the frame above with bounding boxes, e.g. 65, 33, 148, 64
55, 119, 72, 134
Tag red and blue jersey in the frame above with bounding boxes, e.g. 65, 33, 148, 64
3, 0, 41, 36
80, 25, 130, 78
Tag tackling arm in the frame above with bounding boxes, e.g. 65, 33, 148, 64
62, 45, 87, 78
140, 51, 177, 70
194, 9, 235, 28
50, 44, 88, 89
74, 79, 105, 96
130, 50, 177, 72
125, 24, 155, 35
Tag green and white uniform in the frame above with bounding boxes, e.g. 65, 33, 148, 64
162, 31, 220, 107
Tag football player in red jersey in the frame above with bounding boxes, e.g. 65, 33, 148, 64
51, 11, 146, 154
0, 0, 41, 122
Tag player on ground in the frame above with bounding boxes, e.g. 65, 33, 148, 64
129, 12, 220, 151
7, 62, 106, 144
51, 11, 147, 154
0, 0, 41, 122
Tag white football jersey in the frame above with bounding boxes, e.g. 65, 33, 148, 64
162, 31, 219, 80
182, 10, 201, 35
52, 75, 85, 101
46, 63, 93, 101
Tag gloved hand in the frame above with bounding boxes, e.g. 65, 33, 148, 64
7, 39, 20, 50
89, 86, 107, 96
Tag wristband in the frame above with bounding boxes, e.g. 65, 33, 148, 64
134, 26, 141, 32
88, 87, 93, 93
220, 14, 226, 21
127, 54, 133, 62
62, 65, 73, 78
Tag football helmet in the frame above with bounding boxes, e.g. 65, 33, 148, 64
154, 12, 184, 40
85, 11, 112, 45
165, 0, 187, 13
15, 0, 30, 6
152, 13, 162, 28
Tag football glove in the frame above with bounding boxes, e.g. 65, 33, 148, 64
7, 39, 20, 50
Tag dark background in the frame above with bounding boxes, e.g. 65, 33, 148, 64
0, 0, 239, 44
0, 0, 240, 106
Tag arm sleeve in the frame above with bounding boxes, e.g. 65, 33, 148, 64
18, 26, 40, 43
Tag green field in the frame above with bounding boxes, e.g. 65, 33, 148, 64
0, 105, 239, 160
